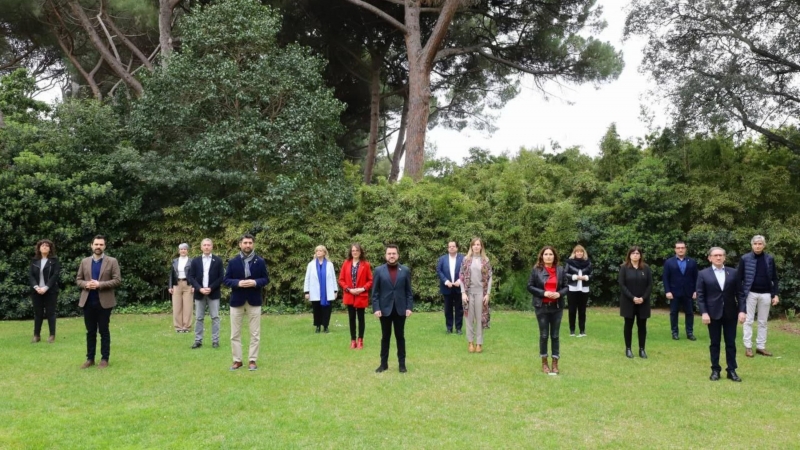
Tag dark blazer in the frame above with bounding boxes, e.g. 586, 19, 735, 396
223, 254, 269, 307
168, 257, 193, 288
76, 256, 122, 308
436, 253, 464, 295
662, 256, 699, 298
697, 266, 745, 320
29, 257, 61, 295
618, 265, 652, 319
371, 263, 414, 316
527, 266, 570, 309
186, 254, 225, 300
736, 252, 779, 298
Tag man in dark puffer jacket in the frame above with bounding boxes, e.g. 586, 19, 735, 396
736, 235, 779, 358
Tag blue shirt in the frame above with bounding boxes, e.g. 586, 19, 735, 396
677, 257, 686, 275
88, 257, 103, 306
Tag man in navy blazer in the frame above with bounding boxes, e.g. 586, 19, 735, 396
223, 234, 270, 371
436, 241, 464, 334
372, 244, 414, 373
696, 247, 747, 382
663, 241, 699, 340
186, 238, 225, 349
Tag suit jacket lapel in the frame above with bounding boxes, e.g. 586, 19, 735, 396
99, 257, 109, 280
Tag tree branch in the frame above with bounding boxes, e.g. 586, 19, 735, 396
344, 0, 408, 34
477, 49, 561, 76
421, 0, 463, 69
102, 12, 154, 71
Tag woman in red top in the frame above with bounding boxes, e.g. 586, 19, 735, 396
527, 246, 569, 374
338, 243, 373, 349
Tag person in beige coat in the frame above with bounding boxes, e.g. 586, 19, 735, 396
76, 235, 121, 369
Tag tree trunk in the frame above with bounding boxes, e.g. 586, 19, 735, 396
363, 54, 382, 184
52, 30, 102, 100
389, 92, 409, 183
402, 65, 431, 181
67, 0, 143, 96
159, 0, 178, 65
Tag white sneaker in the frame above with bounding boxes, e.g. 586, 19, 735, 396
569, 333, 576, 337
578, 333, 586, 337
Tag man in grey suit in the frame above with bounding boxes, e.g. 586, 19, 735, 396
372, 244, 414, 373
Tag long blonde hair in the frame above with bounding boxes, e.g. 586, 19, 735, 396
465, 237, 487, 261
569, 244, 588, 260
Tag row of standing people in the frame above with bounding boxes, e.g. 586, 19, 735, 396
28, 234, 779, 378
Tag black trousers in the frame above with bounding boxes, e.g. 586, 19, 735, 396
84, 304, 112, 361
708, 313, 738, 372
567, 291, 588, 334
32, 291, 58, 337
443, 292, 463, 331
536, 304, 563, 358
312, 302, 332, 328
379, 311, 406, 366
347, 305, 365, 340
669, 294, 695, 335
624, 316, 647, 350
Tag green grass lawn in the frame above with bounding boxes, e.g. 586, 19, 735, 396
1, 308, 798, 449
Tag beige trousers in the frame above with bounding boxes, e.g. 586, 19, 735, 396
230, 303, 261, 363
172, 280, 193, 330
465, 290, 484, 345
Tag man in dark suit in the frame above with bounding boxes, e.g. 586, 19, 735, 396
187, 238, 225, 349
436, 241, 464, 334
223, 234, 270, 371
76, 235, 122, 369
696, 247, 747, 382
372, 244, 414, 373
663, 240, 699, 340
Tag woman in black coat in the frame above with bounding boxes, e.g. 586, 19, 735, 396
619, 246, 652, 358
28, 239, 61, 343
565, 244, 592, 337
527, 246, 570, 375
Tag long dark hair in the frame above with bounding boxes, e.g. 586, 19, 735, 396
34, 239, 56, 258
623, 246, 647, 268
346, 243, 367, 262
535, 246, 559, 269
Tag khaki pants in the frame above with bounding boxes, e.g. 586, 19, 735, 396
230, 303, 261, 363
172, 280, 193, 330
465, 290, 484, 345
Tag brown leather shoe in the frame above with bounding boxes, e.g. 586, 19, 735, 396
756, 349, 773, 356
32, 335, 41, 343
81, 360, 95, 369
541, 357, 550, 374
47, 335, 55, 344
476, 344, 483, 353
230, 361, 243, 371
468, 342, 475, 353
745, 348, 754, 358
98, 360, 109, 369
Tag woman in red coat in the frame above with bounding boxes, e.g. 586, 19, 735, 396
338, 243, 373, 349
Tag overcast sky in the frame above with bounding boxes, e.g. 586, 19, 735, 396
427, 0, 665, 162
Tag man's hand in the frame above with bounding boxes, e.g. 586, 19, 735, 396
374, 311, 382, 318
168, 288, 174, 294
238, 279, 256, 288
702, 313, 711, 325
200, 287, 211, 295
738, 312, 747, 324
445, 281, 453, 288
692, 292, 697, 300
405, 309, 412, 317
772, 296, 780, 306
87, 280, 100, 290
665, 292, 673, 300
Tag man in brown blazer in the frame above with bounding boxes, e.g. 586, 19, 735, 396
76, 235, 121, 369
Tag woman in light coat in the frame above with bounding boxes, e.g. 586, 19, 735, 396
459, 237, 493, 354
304, 245, 338, 333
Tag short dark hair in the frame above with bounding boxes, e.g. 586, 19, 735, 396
675, 241, 686, 247
34, 239, 56, 258
240, 233, 255, 243
448, 240, 458, 248
385, 244, 399, 252
92, 235, 106, 243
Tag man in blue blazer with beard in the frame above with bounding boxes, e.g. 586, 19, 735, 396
372, 244, 414, 373
696, 247, 747, 382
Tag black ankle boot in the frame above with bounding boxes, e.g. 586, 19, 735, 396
626, 348, 634, 358
639, 348, 648, 359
